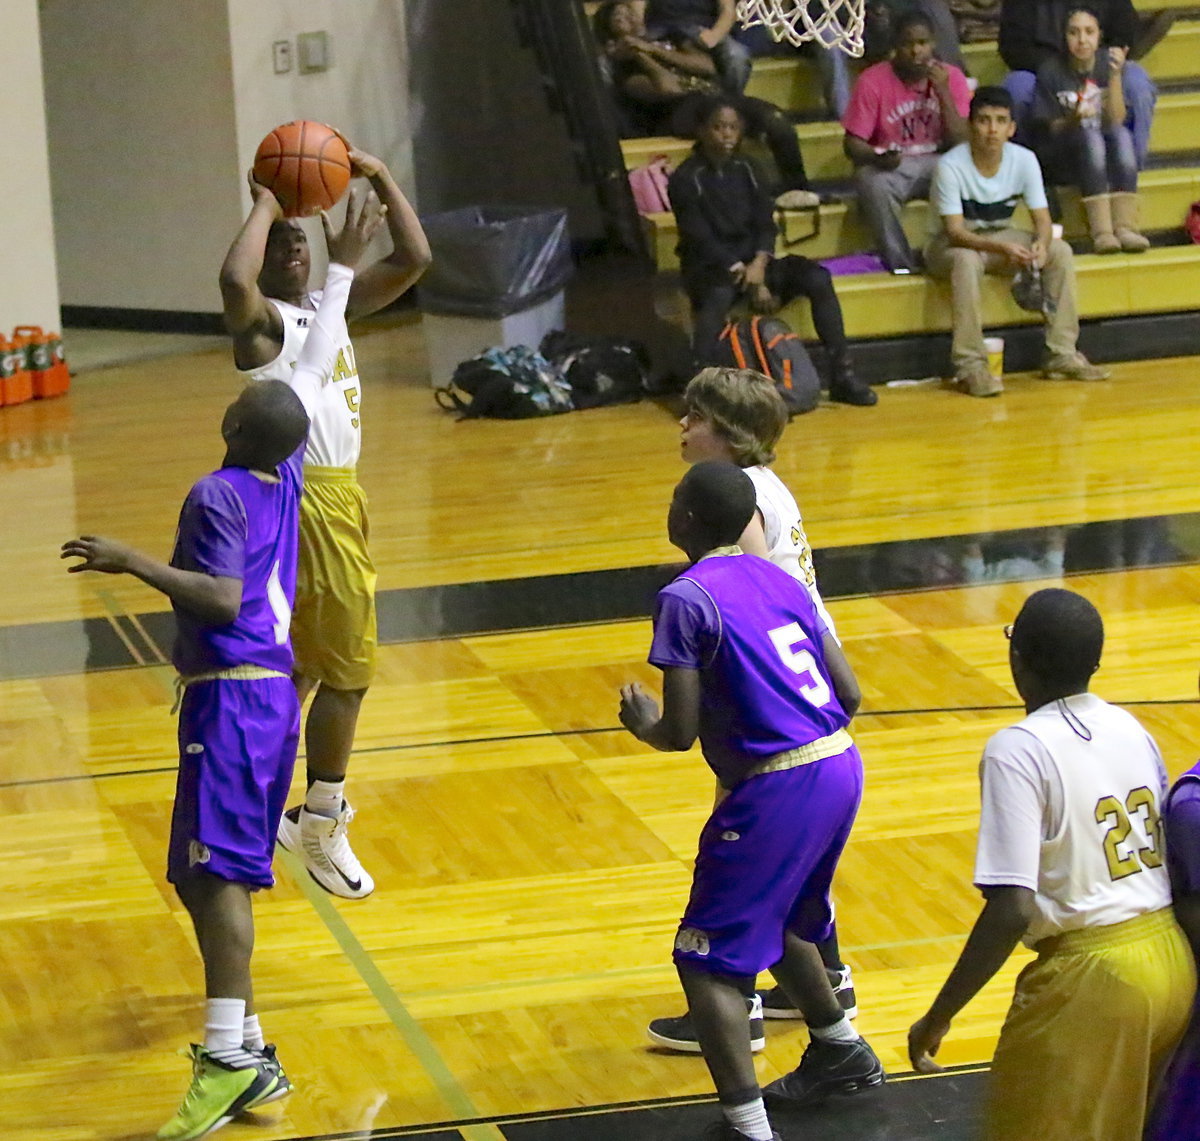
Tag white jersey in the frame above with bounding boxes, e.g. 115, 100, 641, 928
241, 290, 361, 469
974, 693, 1171, 946
744, 465, 837, 639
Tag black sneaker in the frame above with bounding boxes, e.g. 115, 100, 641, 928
763, 1036, 885, 1108
648, 993, 765, 1053
761, 967, 858, 1020
703, 1123, 781, 1140
829, 370, 878, 407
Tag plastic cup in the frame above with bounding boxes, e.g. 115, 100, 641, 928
984, 336, 1005, 380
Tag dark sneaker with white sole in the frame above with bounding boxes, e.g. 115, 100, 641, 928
763, 1036, 885, 1109
761, 966, 858, 1020
702, 1123, 781, 1141
647, 992, 764, 1053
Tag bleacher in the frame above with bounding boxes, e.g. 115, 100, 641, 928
598, 0, 1200, 357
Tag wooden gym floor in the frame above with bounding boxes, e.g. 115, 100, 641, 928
2, 311, 1199, 1141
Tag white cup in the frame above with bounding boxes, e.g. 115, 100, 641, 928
984, 336, 1005, 380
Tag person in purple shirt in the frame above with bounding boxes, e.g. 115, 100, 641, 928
1146, 750, 1200, 1139
60, 191, 384, 1141
619, 461, 884, 1141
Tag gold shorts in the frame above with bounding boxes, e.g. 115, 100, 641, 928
292, 467, 378, 691
986, 908, 1196, 1141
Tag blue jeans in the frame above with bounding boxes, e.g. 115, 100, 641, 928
1004, 64, 1157, 168
1046, 123, 1139, 197
734, 24, 852, 116
648, 22, 752, 93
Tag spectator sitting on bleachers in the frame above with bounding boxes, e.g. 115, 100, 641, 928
595, 0, 814, 194
863, 0, 967, 68
733, 19, 856, 119
1031, 6, 1149, 253
923, 86, 1109, 397
842, 10, 971, 273
645, 0, 752, 94
668, 94, 878, 405
999, 0, 1157, 167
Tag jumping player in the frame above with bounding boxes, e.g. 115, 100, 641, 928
647, 368, 859, 1054
62, 198, 383, 1140
620, 461, 884, 1141
908, 588, 1195, 1141
219, 146, 431, 899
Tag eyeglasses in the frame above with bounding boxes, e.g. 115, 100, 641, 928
1003, 624, 1014, 640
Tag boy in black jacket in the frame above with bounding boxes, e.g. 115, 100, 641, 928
668, 96, 876, 407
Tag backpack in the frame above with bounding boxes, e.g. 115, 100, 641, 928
434, 346, 574, 419
1187, 201, 1200, 245
715, 316, 821, 416
539, 331, 648, 409
628, 155, 672, 215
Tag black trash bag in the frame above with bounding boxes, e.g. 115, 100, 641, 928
418, 206, 573, 318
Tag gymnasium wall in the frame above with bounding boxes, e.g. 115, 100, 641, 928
40, 0, 243, 315
40, 0, 416, 318
3, 0, 60, 333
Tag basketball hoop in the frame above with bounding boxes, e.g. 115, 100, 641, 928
736, 0, 866, 57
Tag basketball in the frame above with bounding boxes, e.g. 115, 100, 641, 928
253, 120, 352, 218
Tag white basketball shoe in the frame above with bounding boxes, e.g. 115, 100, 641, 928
277, 801, 374, 899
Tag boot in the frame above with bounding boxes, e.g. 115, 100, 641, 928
1111, 192, 1150, 252
829, 356, 877, 406
1082, 194, 1121, 254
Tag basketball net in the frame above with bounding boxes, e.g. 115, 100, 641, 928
736, 0, 866, 57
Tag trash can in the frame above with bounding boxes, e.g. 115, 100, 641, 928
418, 206, 573, 386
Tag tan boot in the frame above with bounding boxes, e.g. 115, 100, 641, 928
1112, 192, 1150, 252
1082, 194, 1121, 254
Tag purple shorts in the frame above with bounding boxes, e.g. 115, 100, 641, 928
167, 676, 300, 889
674, 745, 863, 977
1146, 1006, 1200, 1141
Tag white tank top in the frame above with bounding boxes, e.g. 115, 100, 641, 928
240, 292, 361, 469
985, 696, 1172, 945
744, 465, 837, 639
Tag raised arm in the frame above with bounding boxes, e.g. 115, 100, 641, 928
288, 190, 387, 414
343, 149, 432, 319
219, 178, 287, 366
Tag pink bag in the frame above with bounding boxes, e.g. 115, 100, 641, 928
1187, 201, 1200, 245
628, 155, 672, 215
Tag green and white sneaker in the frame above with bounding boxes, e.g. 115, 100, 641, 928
242, 1044, 292, 1108
157, 1044, 275, 1140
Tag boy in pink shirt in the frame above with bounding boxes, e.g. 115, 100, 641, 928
842, 11, 971, 271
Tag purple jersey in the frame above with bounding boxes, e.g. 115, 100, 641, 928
1146, 763, 1200, 1141
649, 551, 849, 787
1165, 765, 1200, 896
170, 449, 302, 676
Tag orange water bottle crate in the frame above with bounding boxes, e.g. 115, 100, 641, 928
0, 333, 32, 406
11, 325, 70, 399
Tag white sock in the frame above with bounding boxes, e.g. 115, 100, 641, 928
242, 1014, 265, 1051
204, 997, 246, 1053
810, 1014, 860, 1045
724, 1096, 773, 1140
304, 778, 344, 819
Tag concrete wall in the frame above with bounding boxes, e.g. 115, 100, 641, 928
40, 0, 415, 316
2, 0, 61, 332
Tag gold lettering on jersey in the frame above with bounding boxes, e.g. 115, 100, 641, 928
1095, 786, 1164, 881
344, 384, 360, 429
331, 344, 359, 384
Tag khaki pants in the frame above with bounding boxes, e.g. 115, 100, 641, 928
923, 229, 1079, 376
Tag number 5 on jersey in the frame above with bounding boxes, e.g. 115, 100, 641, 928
769, 622, 832, 707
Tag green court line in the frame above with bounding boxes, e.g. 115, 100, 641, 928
277, 848, 505, 1141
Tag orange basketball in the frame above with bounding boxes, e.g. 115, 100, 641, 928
253, 121, 352, 218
